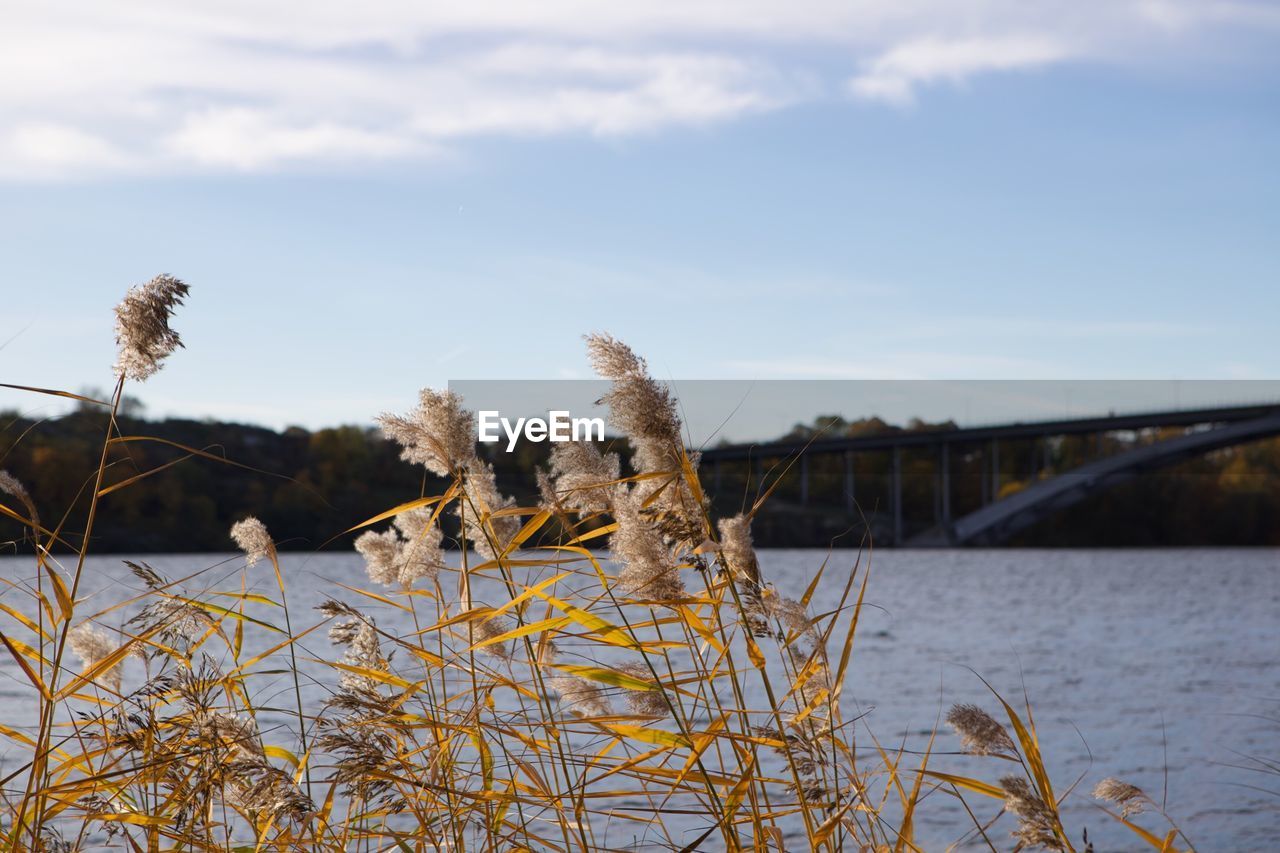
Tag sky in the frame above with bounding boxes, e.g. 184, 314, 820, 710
2, 1, 1279, 431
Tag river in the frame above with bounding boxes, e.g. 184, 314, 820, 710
0, 548, 1275, 849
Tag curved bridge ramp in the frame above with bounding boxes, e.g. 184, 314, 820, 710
920, 410, 1280, 546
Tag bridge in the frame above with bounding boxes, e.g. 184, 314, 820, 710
697, 402, 1280, 546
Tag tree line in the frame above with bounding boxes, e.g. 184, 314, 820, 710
2, 408, 1277, 553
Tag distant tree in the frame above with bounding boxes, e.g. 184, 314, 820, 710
119, 395, 146, 418
74, 386, 144, 417
75, 386, 106, 412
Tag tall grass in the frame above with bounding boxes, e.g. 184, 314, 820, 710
0, 277, 1197, 851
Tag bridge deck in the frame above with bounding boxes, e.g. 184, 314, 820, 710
923, 409, 1280, 545
699, 402, 1280, 461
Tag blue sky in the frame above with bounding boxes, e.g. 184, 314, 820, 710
2, 2, 1278, 429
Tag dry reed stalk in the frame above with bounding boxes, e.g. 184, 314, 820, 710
0, 296, 1189, 853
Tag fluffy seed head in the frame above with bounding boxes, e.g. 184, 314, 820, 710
113, 274, 190, 381
317, 599, 359, 620
718, 514, 760, 587
354, 507, 445, 588
585, 334, 708, 548
550, 674, 613, 718
585, 333, 648, 380
338, 621, 386, 693
762, 591, 825, 656
617, 662, 669, 716
722, 515, 771, 635
195, 711, 264, 758
327, 617, 362, 646
1093, 777, 1148, 817
377, 388, 474, 476
226, 760, 314, 824
611, 491, 683, 602
755, 725, 829, 802
0, 470, 38, 526
458, 460, 519, 561
539, 440, 621, 513
764, 593, 807, 633
67, 623, 122, 692
541, 641, 612, 718
471, 617, 513, 659
946, 703, 1017, 756
1000, 776, 1065, 850
392, 507, 445, 585
354, 529, 402, 586
585, 335, 687, 481
128, 599, 214, 654
789, 657, 833, 722
0, 471, 31, 505
229, 517, 273, 567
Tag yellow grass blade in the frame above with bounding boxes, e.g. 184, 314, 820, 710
0, 382, 108, 406
42, 564, 73, 624
0, 632, 50, 699
1099, 807, 1181, 850
565, 523, 617, 546
895, 727, 936, 851
264, 745, 300, 768
342, 495, 447, 534
91, 812, 169, 827
601, 724, 691, 750
469, 616, 570, 651
331, 581, 413, 612
55, 640, 134, 700
97, 453, 193, 496
723, 759, 756, 829
529, 590, 639, 650
917, 770, 1005, 799
174, 597, 284, 633
830, 566, 870, 702
486, 571, 573, 620
506, 508, 551, 550
679, 604, 724, 654
316, 660, 419, 691
547, 663, 659, 693
813, 800, 855, 846
0, 602, 49, 640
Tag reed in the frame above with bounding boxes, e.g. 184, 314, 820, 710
0, 277, 1198, 851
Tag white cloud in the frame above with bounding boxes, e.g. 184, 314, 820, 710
849, 36, 1069, 105
3, 123, 132, 177
165, 108, 423, 171
1, 1, 1275, 178
408, 50, 792, 138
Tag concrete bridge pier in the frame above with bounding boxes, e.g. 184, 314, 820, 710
989, 439, 1001, 502
939, 442, 952, 527
843, 450, 855, 515
799, 455, 810, 506
892, 446, 903, 545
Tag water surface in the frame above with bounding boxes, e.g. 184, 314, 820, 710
1, 548, 1275, 849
